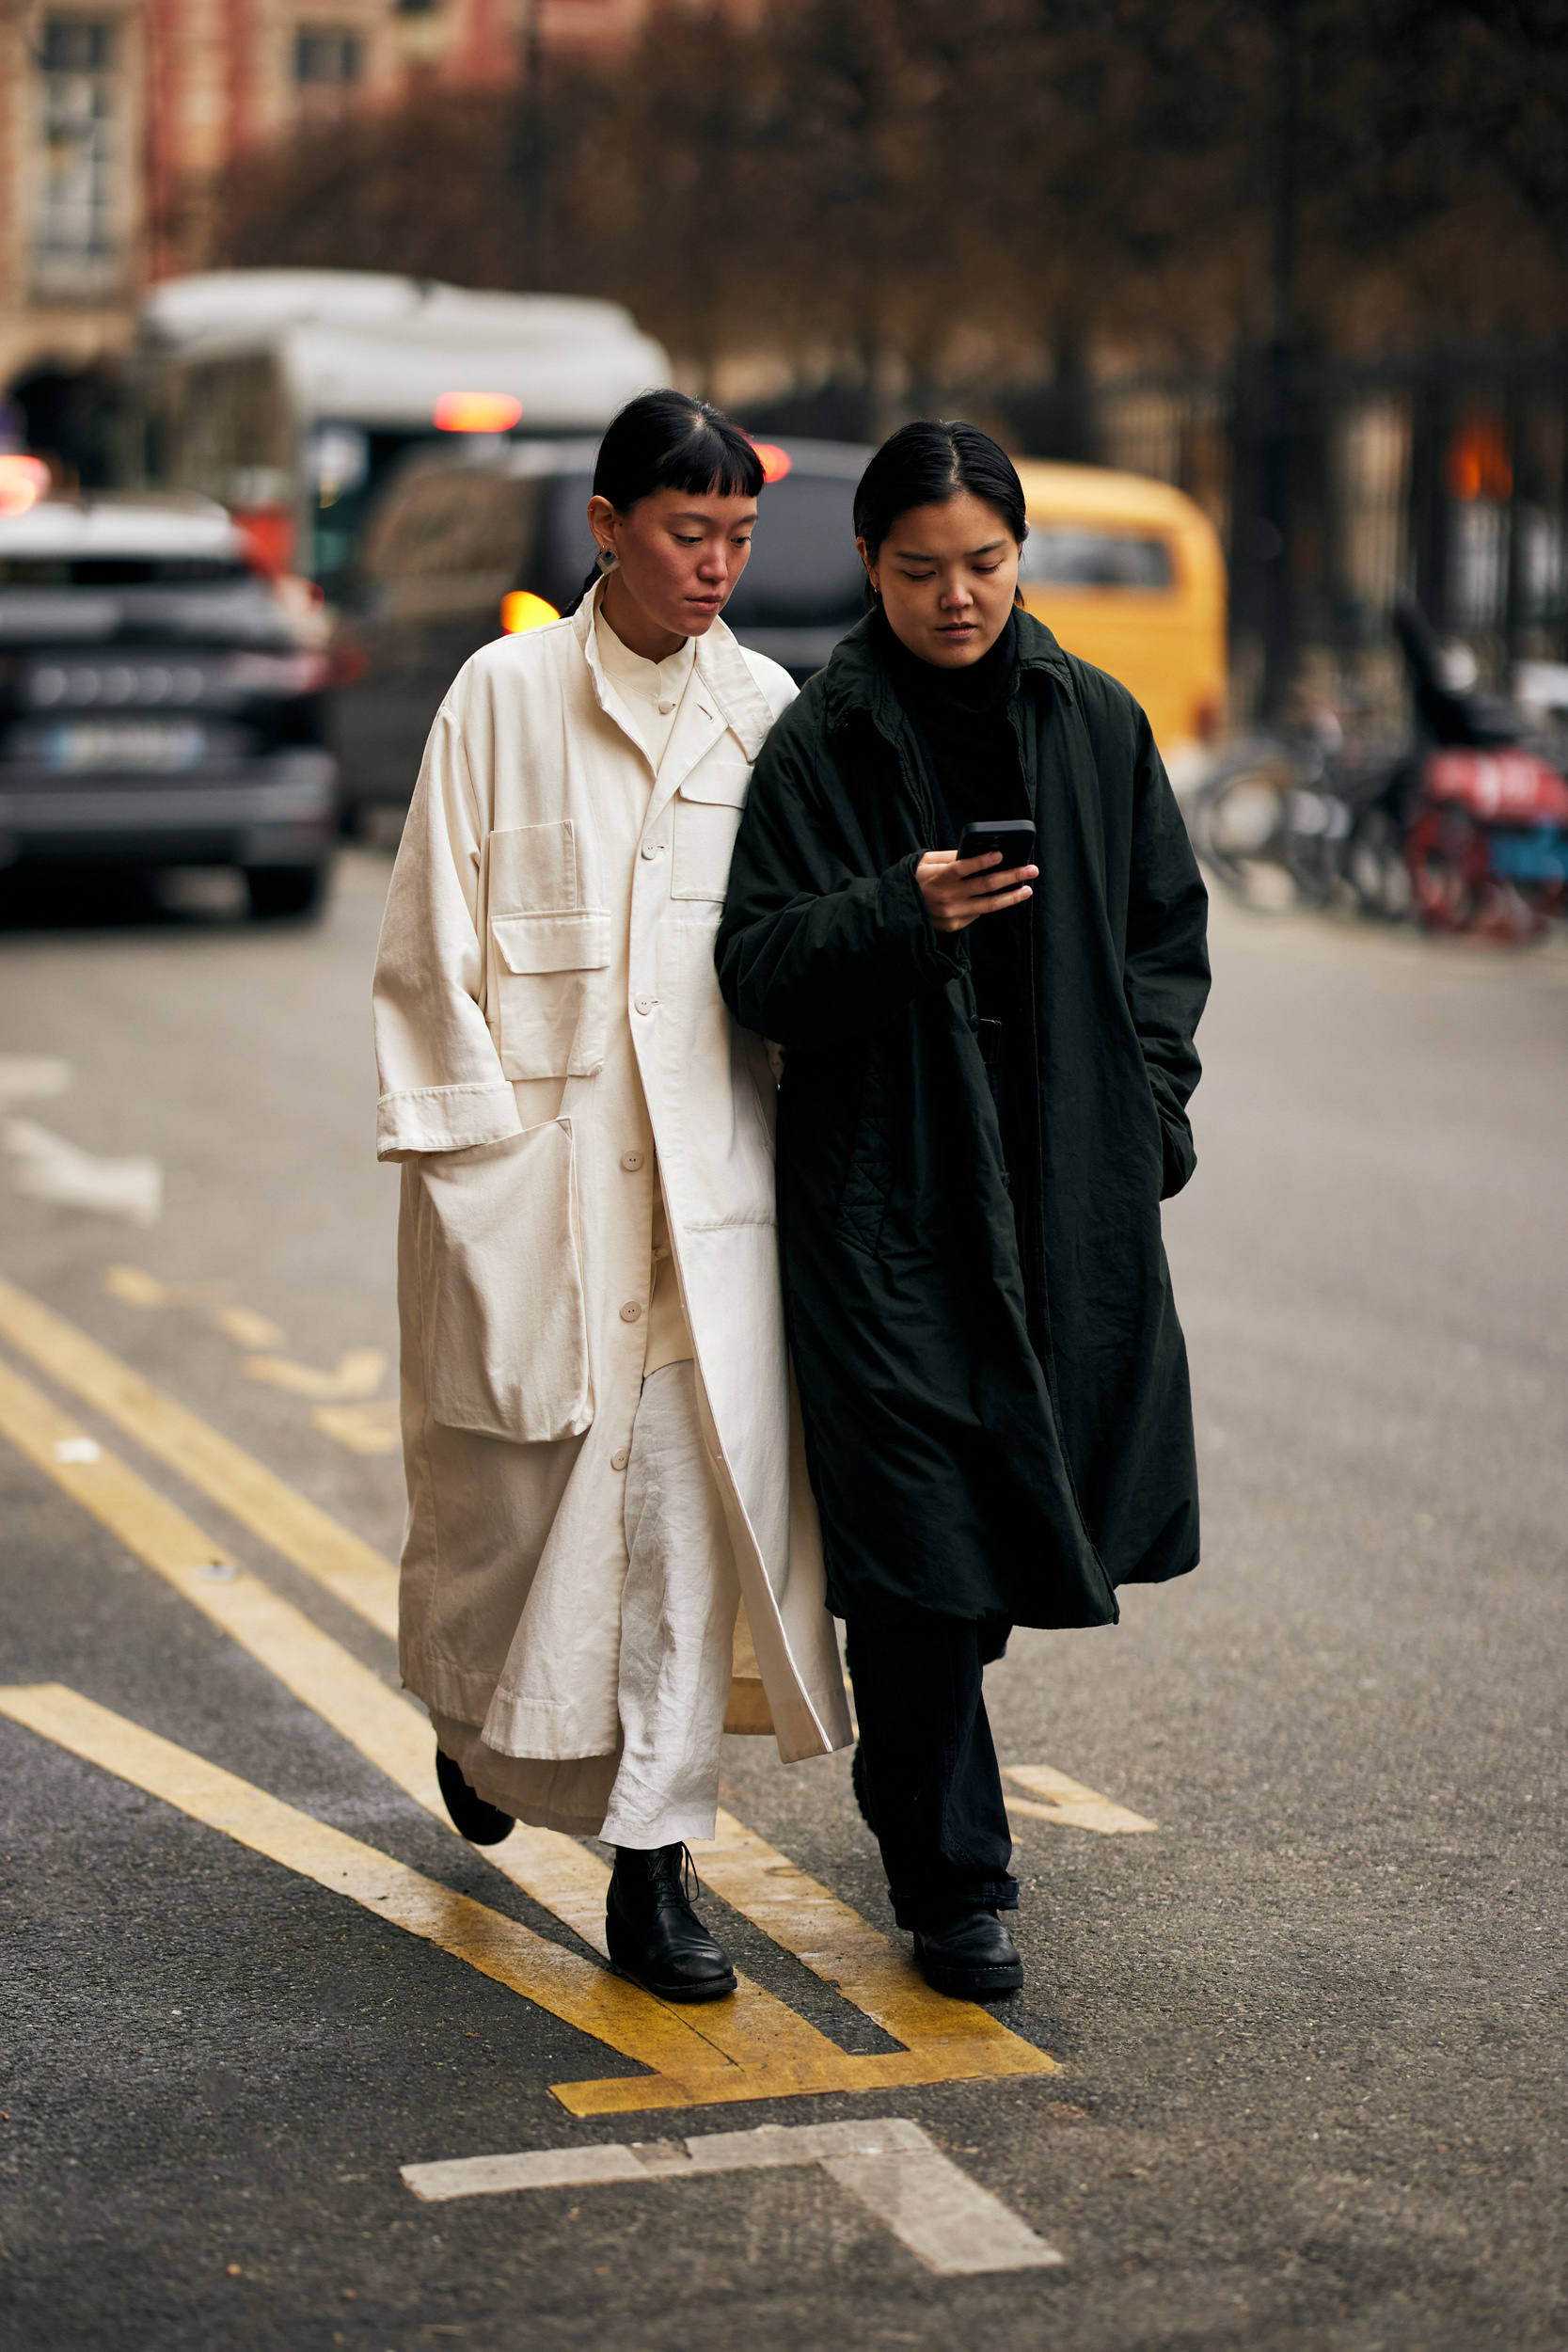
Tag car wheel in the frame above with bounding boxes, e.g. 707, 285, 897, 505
245, 864, 328, 921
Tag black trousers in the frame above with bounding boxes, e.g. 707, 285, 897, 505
845, 1612, 1019, 1931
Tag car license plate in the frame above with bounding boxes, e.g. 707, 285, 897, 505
45, 721, 206, 771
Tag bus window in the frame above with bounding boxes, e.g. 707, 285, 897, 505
1019, 528, 1174, 590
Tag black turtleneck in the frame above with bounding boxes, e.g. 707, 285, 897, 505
870, 607, 1026, 848
872, 603, 1032, 1040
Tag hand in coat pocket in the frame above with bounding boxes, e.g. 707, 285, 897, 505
418, 1119, 593, 1443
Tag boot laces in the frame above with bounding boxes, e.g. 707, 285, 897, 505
651, 1841, 702, 1910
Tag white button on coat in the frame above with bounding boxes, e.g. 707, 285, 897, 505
372, 582, 852, 1826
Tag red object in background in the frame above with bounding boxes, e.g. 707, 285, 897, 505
1446, 415, 1513, 504
1423, 748, 1568, 826
749, 441, 792, 484
1407, 747, 1568, 942
233, 504, 296, 577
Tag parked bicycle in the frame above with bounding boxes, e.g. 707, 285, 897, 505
1188, 599, 1568, 943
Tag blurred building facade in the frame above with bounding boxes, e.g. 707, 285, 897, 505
0, 0, 733, 424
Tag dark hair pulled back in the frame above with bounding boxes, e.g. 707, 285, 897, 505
852, 420, 1027, 602
563, 389, 766, 613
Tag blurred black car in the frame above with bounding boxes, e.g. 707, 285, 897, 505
0, 492, 338, 917
330, 436, 871, 822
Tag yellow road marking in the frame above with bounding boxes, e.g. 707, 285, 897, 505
0, 1355, 1053, 2105
1002, 1763, 1158, 1835
692, 1812, 1050, 2076
103, 1266, 231, 1311
0, 1337, 1058, 2106
244, 1349, 386, 1402
0, 1684, 716, 2107
312, 1401, 401, 1455
0, 1274, 397, 1639
213, 1306, 286, 1348
0, 1356, 834, 2101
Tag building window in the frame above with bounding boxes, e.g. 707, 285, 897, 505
294, 27, 362, 85
34, 17, 121, 300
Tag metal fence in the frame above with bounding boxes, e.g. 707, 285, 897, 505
1073, 349, 1568, 729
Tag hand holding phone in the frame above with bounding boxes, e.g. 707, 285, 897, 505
956, 818, 1036, 879
917, 818, 1037, 934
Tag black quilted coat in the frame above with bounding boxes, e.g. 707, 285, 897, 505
715, 612, 1211, 1629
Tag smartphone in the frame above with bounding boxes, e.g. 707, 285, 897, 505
957, 818, 1036, 876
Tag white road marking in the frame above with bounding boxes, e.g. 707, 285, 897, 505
401, 2118, 1063, 2276
5, 1118, 162, 1225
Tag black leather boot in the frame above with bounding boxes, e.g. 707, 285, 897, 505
911, 1910, 1023, 2000
436, 1747, 515, 1846
606, 1844, 737, 2002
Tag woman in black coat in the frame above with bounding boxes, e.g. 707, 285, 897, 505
715, 421, 1210, 2000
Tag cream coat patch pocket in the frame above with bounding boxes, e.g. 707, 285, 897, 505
491, 910, 610, 1079
671, 762, 750, 901
419, 1119, 593, 1444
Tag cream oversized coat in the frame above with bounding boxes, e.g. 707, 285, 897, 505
372, 585, 852, 1833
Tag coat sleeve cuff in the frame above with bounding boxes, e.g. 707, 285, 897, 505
894, 850, 970, 985
375, 1081, 525, 1161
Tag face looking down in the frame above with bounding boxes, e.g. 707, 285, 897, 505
588, 484, 759, 662
857, 489, 1023, 670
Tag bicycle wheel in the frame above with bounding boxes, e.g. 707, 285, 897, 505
1347, 806, 1414, 921
1188, 741, 1305, 905
1405, 806, 1486, 931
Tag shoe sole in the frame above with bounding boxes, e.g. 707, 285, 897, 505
607, 1957, 738, 2003
917, 1963, 1023, 2001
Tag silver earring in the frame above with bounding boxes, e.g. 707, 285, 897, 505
596, 548, 619, 572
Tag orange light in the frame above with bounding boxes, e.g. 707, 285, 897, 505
501, 590, 561, 635
750, 440, 792, 485
435, 390, 524, 434
1447, 415, 1512, 504
0, 453, 51, 516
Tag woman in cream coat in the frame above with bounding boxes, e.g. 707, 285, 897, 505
372, 393, 850, 2001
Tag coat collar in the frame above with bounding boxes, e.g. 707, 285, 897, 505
572, 579, 775, 766
821, 607, 1074, 741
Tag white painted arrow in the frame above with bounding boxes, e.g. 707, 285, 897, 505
4, 1118, 162, 1226
402, 2118, 1063, 2275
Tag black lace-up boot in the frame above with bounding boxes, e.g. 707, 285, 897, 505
435, 1747, 515, 1846
606, 1843, 737, 2002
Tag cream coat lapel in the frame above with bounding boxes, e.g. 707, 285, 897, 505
645, 615, 776, 822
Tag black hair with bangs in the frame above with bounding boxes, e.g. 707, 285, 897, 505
564, 389, 765, 612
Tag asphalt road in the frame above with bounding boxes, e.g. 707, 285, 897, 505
2, 850, 1565, 2352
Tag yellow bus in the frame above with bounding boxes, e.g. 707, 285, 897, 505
1013, 459, 1227, 775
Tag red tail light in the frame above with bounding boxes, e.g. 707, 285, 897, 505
232, 504, 295, 578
